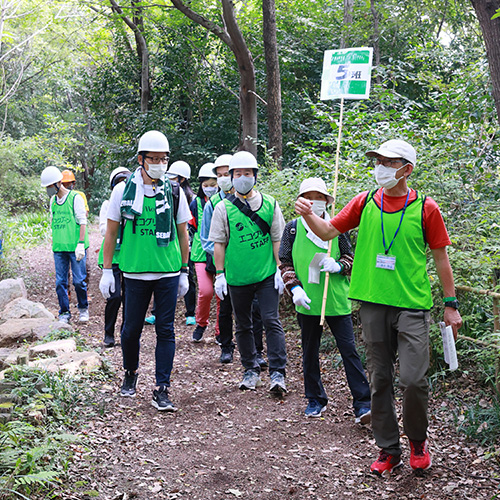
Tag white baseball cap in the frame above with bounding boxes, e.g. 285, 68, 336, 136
366, 139, 416, 166
298, 178, 334, 205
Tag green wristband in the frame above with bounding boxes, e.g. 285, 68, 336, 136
443, 297, 457, 303
216, 270, 225, 274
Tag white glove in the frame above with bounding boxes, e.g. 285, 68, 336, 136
215, 273, 228, 300
99, 269, 115, 299
320, 257, 341, 274
75, 243, 85, 262
177, 272, 189, 298
274, 268, 284, 295
291, 286, 311, 310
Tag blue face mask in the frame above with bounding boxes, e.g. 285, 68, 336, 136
46, 185, 59, 197
232, 176, 255, 195
203, 186, 218, 198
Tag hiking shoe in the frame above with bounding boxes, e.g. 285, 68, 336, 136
239, 370, 262, 391
144, 315, 156, 325
79, 309, 89, 322
409, 439, 432, 471
219, 349, 234, 364
120, 370, 138, 397
256, 352, 268, 370
305, 399, 326, 418
192, 325, 206, 342
355, 407, 372, 425
214, 335, 222, 346
269, 371, 287, 395
103, 334, 115, 348
58, 312, 71, 324
151, 386, 177, 412
370, 450, 403, 476
186, 316, 196, 326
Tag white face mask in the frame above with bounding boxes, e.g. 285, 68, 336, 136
232, 176, 255, 195
373, 164, 406, 189
203, 186, 218, 198
146, 163, 167, 180
217, 175, 233, 192
310, 200, 327, 217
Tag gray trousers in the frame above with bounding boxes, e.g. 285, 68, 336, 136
360, 302, 430, 456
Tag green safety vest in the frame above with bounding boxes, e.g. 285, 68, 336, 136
349, 190, 433, 310
210, 192, 224, 208
190, 197, 207, 263
98, 238, 120, 268
51, 191, 89, 252
223, 193, 276, 286
118, 195, 182, 274
292, 218, 350, 316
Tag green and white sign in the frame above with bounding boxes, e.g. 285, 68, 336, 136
320, 47, 373, 100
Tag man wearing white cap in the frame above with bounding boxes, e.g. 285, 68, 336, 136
279, 178, 371, 421
295, 139, 462, 476
210, 151, 287, 394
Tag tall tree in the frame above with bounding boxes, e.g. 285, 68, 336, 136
262, 0, 282, 166
108, 0, 150, 113
170, 0, 257, 155
470, 0, 500, 125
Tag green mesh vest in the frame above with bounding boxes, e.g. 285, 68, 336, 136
223, 193, 276, 286
191, 197, 207, 263
98, 238, 120, 268
349, 190, 432, 310
292, 218, 350, 316
51, 191, 89, 252
210, 192, 224, 208
118, 195, 181, 274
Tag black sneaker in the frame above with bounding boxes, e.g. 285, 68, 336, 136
256, 352, 268, 369
103, 334, 115, 348
192, 325, 206, 342
220, 348, 234, 364
151, 386, 177, 412
120, 370, 138, 397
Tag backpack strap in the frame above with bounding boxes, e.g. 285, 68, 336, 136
171, 181, 180, 220
226, 194, 271, 236
289, 218, 297, 248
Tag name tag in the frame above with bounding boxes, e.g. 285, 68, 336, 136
376, 253, 396, 271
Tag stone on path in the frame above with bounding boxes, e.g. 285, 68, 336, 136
0, 318, 74, 347
0, 278, 27, 311
29, 351, 102, 375
29, 338, 77, 360
1, 297, 55, 321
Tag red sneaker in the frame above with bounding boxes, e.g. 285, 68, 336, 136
409, 439, 432, 471
370, 450, 402, 476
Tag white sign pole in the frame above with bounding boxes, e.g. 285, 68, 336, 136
319, 48, 373, 326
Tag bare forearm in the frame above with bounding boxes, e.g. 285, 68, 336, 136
79, 225, 86, 242
214, 242, 226, 272
103, 220, 120, 269
177, 222, 189, 265
272, 240, 281, 266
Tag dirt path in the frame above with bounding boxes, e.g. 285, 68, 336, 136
18, 226, 500, 500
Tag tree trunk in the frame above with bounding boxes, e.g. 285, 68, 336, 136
370, 0, 381, 84
262, 0, 283, 167
470, 0, 500, 125
221, 0, 257, 155
340, 0, 354, 49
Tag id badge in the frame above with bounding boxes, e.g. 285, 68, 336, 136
376, 253, 396, 271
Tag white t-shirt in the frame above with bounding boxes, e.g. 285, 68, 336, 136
106, 180, 190, 280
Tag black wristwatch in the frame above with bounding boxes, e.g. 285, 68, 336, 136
444, 300, 459, 310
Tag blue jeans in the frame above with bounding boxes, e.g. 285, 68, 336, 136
122, 276, 179, 386
228, 274, 287, 374
297, 313, 370, 412
53, 251, 88, 315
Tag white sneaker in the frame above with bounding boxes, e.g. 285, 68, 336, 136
79, 309, 89, 322
58, 312, 71, 324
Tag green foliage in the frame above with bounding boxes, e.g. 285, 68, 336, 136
456, 396, 500, 447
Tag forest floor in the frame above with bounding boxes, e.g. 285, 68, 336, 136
16, 225, 500, 500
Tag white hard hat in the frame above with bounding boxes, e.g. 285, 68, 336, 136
198, 162, 217, 179
228, 151, 258, 171
109, 167, 131, 188
366, 139, 416, 166
167, 160, 191, 179
40, 166, 63, 187
213, 154, 233, 174
137, 130, 170, 153
298, 178, 334, 205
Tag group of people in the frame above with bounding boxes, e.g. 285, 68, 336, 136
40, 132, 462, 477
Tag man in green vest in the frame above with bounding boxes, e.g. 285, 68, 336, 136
295, 140, 462, 476
99, 130, 190, 412
210, 151, 287, 394
40, 166, 89, 324
279, 178, 371, 421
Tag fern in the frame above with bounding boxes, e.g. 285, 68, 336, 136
14, 470, 60, 486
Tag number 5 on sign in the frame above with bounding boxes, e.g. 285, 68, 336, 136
317, 47, 373, 325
